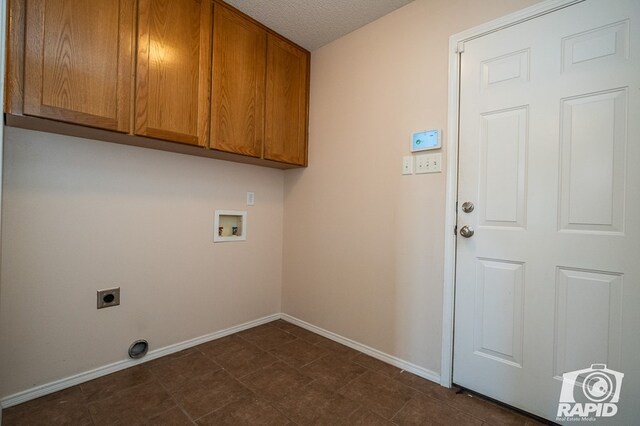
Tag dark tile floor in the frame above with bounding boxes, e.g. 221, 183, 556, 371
2, 320, 546, 425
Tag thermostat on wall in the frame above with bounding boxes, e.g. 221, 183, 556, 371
412, 129, 441, 152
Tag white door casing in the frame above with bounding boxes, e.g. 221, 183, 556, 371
451, 0, 639, 423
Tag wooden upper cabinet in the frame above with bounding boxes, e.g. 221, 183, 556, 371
264, 34, 309, 166
135, 0, 212, 147
8, 0, 309, 168
23, 0, 134, 132
210, 4, 266, 158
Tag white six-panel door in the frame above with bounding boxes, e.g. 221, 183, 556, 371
453, 0, 639, 423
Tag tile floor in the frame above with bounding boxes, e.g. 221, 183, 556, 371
2, 320, 547, 425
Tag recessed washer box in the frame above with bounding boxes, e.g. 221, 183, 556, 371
214, 210, 247, 242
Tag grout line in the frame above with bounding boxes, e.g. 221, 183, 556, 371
296, 356, 323, 369
149, 403, 188, 423
343, 401, 364, 421
333, 367, 367, 395
189, 371, 258, 423
390, 398, 413, 423
162, 383, 195, 424
234, 357, 280, 380
234, 373, 301, 424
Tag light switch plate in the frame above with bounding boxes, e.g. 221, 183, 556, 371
415, 154, 430, 174
402, 156, 414, 175
247, 192, 255, 206
431, 154, 442, 172
416, 153, 442, 174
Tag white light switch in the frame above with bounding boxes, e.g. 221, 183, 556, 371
247, 192, 255, 206
416, 153, 442, 174
415, 154, 430, 174
402, 156, 414, 175
431, 154, 442, 172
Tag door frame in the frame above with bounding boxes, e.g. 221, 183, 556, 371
440, 0, 584, 388
0, 0, 6, 423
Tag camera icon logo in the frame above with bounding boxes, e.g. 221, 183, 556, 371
557, 364, 624, 420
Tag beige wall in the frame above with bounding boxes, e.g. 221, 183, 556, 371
0, 128, 284, 397
0, 0, 544, 400
282, 0, 541, 376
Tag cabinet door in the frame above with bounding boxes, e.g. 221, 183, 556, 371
24, 0, 134, 132
211, 4, 266, 157
135, 0, 211, 146
264, 35, 309, 166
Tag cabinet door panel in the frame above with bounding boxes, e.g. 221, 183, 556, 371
264, 35, 308, 166
24, 0, 133, 132
135, 0, 211, 146
210, 4, 266, 157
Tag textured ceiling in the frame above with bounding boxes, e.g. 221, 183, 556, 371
223, 0, 414, 51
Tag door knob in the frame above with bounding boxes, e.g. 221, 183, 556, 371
461, 201, 474, 213
459, 225, 474, 238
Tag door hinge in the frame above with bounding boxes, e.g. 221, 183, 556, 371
456, 41, 465, 54
454, 225, 458, 235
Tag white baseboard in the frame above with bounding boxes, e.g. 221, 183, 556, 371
280, 313, 441, 385
1, 312, 442, 409
0, 313, 280, 409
